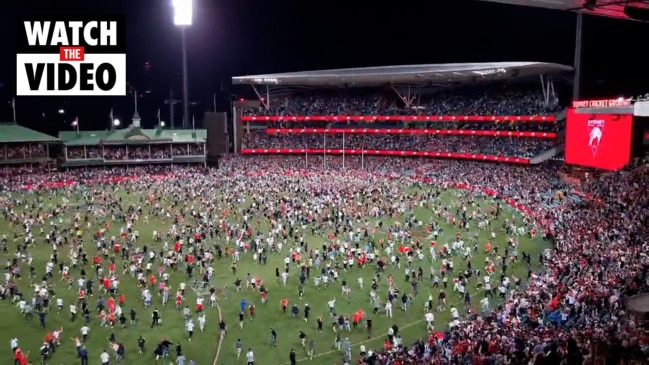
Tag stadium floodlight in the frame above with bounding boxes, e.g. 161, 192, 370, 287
113, 119, 120, 127
58, 108, 65, 114
172, 0, 192, 129
172, 0, 193, 26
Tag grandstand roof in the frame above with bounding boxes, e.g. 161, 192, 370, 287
0, 123, 59, 143
59, 128, 207, 146
231, 62, 572, 87
479, 0, 649, 22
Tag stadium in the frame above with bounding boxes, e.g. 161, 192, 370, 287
2, 55, 648, 365
3, 1, 649, 364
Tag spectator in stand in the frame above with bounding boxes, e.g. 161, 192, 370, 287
1, 143, 49, 160
242, 85, 560, 118
242, 132, 556, 158
65, 145, 204, 160
239, 86, 562, 159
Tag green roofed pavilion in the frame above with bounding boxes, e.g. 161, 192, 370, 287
59, 128, 206, 146
0, 123, 59, 143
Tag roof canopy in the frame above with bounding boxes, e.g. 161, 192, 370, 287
232, 62, 573, 87
0, 123, 59, 143
479, 0, 649, 22
59, 128, 206, 146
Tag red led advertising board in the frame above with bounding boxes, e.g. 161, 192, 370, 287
565, 108, 633, 170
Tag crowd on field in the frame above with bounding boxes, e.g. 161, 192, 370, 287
221, 155, 649, 365
0, 152, 646, 365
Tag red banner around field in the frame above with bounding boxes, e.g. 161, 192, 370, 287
240, 148, 530, 164
266, 128, 557, 138
242, 115, 555, 122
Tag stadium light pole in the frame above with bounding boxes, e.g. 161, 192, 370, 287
172, 0, 193, 129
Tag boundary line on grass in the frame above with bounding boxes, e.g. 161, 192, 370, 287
282, 297, 464, 364
190, 282, 224, 365
212, 300, 224, 365
283, 318, 425, 364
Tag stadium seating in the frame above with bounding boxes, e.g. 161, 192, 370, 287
243, 132, 554, 158
239, 86, 561, 162
0, 143, 49, 160
241, 86, 559, 117
66, 144, 206, 160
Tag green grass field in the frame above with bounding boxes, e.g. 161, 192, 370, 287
0, 179, 550, 365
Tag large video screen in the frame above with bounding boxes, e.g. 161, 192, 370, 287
565, 108, 633, 170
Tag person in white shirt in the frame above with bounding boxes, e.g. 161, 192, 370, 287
425, 311, 435, 330
10, 337, 18, 352
481, 297, 490, 312
246, 348, 255, 365
450, 307, 459, 319
52, 328, 62, 345
17, 299, 26, 313
385, 301, 393, 318
100, 350, 110, 365
198, 314, 206, 332
69, 304, 77, 321
327, 298, 336, 316
186, 320, 195, 341
80, 325, 90, 341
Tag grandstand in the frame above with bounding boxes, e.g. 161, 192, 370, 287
231, 62, 572, 164
59, 126, 207, 168
0, 122, 59, 169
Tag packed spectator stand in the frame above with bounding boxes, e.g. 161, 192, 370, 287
66, 144, 205, 160
241, 86, 560, 117
0, 143, 50, 160
239, 86, 563, 163
244, 133, 554, 159
58, 128, 207, 167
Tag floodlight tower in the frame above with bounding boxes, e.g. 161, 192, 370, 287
172, 0, 193, 129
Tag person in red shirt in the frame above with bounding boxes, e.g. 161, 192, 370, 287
45, 333, 54, 352
14, 347, 23, 364
281, 298, 288, 314
383, 339, 392, 351
78, 289, 86, 304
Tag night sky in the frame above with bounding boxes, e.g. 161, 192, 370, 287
1, 0, 648, 135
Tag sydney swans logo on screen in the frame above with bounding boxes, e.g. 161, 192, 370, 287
565, 109, 633, 171
587, 119, 605, 157
16, 15, 126, 96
